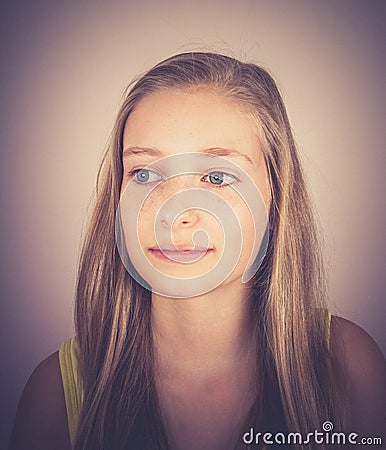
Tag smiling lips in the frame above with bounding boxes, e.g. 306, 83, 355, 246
149, 247, 213, 263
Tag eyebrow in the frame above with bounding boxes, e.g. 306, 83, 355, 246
122, 146, 253, 165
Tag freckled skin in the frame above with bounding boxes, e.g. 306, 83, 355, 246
121, 89, 271, 287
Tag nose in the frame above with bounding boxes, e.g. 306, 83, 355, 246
155, 178, 201, 230
159, 204, 200, 230
171, 208, 199, 229
155, 199, 201, 251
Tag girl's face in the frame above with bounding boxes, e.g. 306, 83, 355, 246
118, 88, 270, 298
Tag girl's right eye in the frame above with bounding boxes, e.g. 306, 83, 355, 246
129, 168, 162, 184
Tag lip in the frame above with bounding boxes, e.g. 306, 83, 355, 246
149, 248, 213, 263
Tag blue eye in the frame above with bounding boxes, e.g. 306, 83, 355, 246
130, 168, 162, 184
128, 169, 238, 187
202, 171, 238, 187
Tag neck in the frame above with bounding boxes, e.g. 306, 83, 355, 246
151, 279, 256, 378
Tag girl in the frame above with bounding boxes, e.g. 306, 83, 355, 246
10, 52, 386, 449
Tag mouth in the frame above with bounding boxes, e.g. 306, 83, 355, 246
148, 247, 213, 263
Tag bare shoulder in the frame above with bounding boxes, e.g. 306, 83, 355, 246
10, 351, 71, 450
330, 315, 386, 439
330, 315, 386, 379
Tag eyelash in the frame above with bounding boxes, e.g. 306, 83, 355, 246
127, 169, 239, 188
200, 171, 238, 188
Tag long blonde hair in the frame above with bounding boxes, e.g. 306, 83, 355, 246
74, 52, 345, 449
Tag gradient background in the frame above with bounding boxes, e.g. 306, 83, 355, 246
1, 0, 385, 447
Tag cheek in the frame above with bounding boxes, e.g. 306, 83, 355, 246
227, 190, 268, 271
232, 203, 255, 248
256, 162, 272, 212
137, 197, 158, 242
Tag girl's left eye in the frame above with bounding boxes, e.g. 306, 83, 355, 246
201, 171, 238, 187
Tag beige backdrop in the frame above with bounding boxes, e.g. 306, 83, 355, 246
1, 0, 385, 446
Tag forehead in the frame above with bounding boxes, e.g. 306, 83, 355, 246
122, 88, 260, 158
